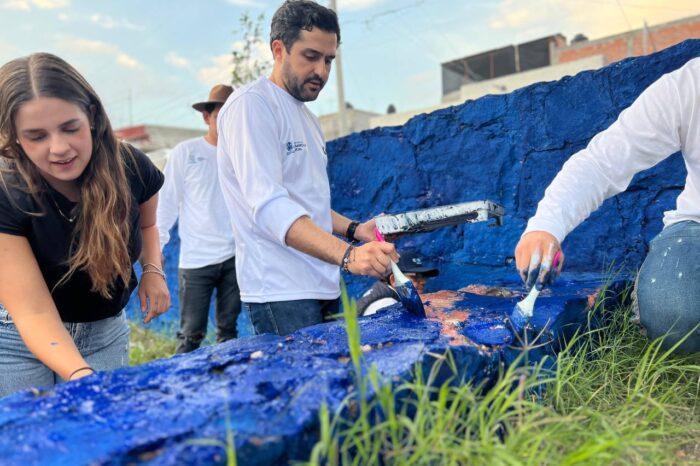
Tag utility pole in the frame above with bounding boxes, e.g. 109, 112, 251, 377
328, 0, 348, 137
643, 20, 650, 55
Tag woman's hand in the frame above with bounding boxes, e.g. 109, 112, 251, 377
138, 272, 171, 324
514, 231, 564, 289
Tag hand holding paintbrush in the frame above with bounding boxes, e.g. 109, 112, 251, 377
509, 248, 562, 332
374, 227, 427, 318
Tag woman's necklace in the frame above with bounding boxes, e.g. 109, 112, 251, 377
47, 191, 78, 223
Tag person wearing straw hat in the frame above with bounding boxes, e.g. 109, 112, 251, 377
157, 84, 242, 353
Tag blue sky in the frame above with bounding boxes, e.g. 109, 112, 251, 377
1, 0, 699, 130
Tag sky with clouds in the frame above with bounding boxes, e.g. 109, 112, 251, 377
1, 0, 699, 130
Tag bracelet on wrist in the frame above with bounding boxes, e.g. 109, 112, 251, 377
142, 269, 166, 280
345, 221, 360, 243
141, 262, 164, 273
68, 366, 94, 381
341, 244, 354, 272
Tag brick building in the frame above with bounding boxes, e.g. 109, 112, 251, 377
331, 13, 700, 136
555, 14, 700, 65
441, 13, 700, 100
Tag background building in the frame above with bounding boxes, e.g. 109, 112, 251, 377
321, 13, 700, 139
115, 124, 206, 169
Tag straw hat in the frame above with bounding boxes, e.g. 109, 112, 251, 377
192, 84, 234, 112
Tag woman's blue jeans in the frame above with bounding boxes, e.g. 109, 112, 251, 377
0, 307, 130, 398
637, 220, 700, 353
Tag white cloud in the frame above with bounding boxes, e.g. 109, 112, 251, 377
165, 51, 191, 69
33, 0, 68, 7
408, 70, 433, 84
53, 34, 143, 69
488, 0, 700, 42
2, 0, 69, 10
199, 40, 272, 86
198, 54, 234, 86
89, 13, 143, 31
2, 0, 30, 10
338, 0, 384, 10
224, 0, 264, 6
489, 3, 536, 30
116, 53, 139, 69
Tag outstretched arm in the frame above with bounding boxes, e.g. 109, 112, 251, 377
516, 68, 685, 287
0, 233, 93, 381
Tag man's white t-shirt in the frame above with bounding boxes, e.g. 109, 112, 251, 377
217, 77, 340, 303
157, 137, 235, 269
526, 57, 700, 243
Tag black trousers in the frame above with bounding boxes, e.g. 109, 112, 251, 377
176, 256, 242, 353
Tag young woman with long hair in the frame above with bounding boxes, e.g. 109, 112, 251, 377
0, 53, 170, 397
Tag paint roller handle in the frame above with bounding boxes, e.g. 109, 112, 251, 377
374, 227, 385, 242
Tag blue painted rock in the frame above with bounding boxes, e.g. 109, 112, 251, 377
0, 279, 626, 465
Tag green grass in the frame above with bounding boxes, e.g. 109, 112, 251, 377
128, 322, 177, 365
306, 289, 700, 466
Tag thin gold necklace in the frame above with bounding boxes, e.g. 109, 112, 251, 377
47, 191, 78, 223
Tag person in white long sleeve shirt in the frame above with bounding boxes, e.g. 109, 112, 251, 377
515, 58, 700, 353
157, 84, 241, 353
216, 0, 398, 336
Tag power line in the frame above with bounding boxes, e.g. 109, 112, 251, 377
616, 0, 634, 31
343, 0, 427, 27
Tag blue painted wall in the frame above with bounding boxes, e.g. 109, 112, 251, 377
128, 39, 700, 328
330, 40, 698, 297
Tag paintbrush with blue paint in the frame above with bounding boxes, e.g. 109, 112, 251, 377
509, 251, 561, 332
374, 227, 426, 318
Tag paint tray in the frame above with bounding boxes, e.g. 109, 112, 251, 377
374, 200, 504, 237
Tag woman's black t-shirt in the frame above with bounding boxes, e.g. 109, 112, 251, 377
0, 147, 164, 323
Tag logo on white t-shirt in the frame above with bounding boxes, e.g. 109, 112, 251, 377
187, 153, 206, 164
285, 141, 306, 156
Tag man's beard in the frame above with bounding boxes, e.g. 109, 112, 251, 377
283, 65, 324, 102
